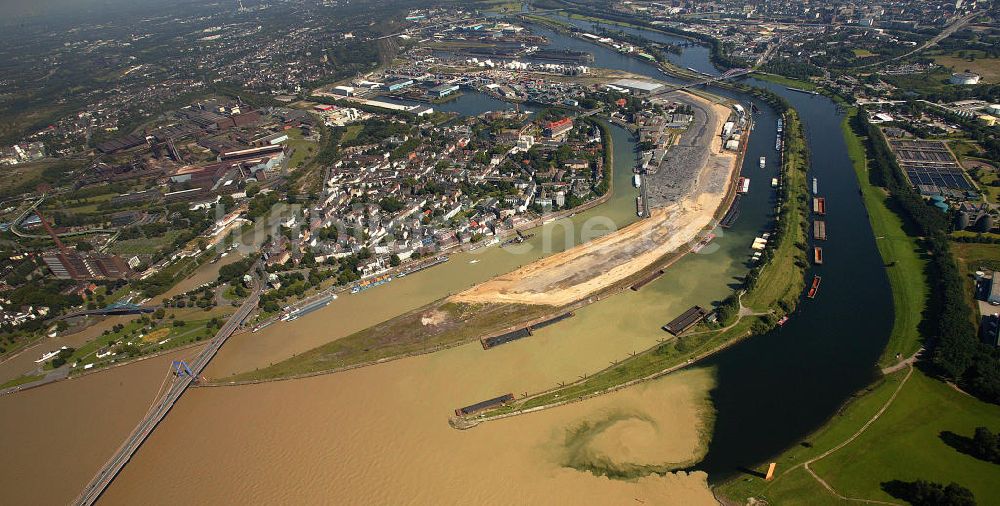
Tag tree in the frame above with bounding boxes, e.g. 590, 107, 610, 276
389, 254, 401, 267
882, 479, 976, 506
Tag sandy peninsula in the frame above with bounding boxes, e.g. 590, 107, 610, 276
452, 91, 738, 307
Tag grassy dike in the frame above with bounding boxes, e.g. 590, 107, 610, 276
842, 107, 927, 367
716, 108, 1000, 506
460, 110, 810, 426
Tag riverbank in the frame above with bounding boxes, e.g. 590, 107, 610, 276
714, 107, 999, 506
457, 109, 808, 429
842, 108, 927, 367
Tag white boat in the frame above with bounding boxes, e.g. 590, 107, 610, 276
740, 178, 751, 193
633, 174, 642, 188
469, 259, 480, 264
35, 346, 68, 363
812, 177, 818, 194
771, 177, 778, 187
759, 156, 766, 169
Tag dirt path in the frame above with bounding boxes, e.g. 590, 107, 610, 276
776, 365, 915, 505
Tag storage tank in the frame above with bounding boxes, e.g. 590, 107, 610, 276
957, 211, 971, 230
976, 214, 994, 233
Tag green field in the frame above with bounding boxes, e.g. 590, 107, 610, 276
719, 369, 1000, 505
752, 73, 819, 91
843, 109, 927, 367
0, 373, 45, 390
110, 230, 184, 255
932, 51, 1000, 83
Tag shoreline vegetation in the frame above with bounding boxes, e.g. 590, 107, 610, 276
716, 109, 1000, 505
452, 107, 809, 429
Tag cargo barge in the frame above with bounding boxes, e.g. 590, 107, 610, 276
775, 118, 783, 151
812, 197, 826, 215
481, 312, 575, 349
813, 246, 824, 265
636, 196, 645, 217
455, 393, 515, 417
282, 294, 336, 321
813, 220, 827, 240
630, 268, 666, 291
720, 194, 742, 228
663, 306, 709, 335
350, 274, 392, 294
807, 275, 822, 299
633, 174, 642, 188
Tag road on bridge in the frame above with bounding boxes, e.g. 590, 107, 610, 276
74, 269, 262, 506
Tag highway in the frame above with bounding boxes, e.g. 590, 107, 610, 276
857, 10, 981, 70
73, 272, 261, 506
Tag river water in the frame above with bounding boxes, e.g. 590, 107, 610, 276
0, 15, 893, 503
533, 14, 894, 480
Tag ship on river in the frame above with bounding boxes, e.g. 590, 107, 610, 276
282, 294, 336, 321
350, 274, 393, 294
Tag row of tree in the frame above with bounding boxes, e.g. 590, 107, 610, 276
855, 111, 1000, 404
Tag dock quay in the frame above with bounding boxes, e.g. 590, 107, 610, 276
720, 194, 742, 228
480, 312, 575, 349
813, 220, 827, 240
663, 306, 709, 335
812, 197, 826, 215
398, 255, 449, 277
455, 393, 515, 417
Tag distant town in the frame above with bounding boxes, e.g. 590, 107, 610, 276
1, 1, 999, 504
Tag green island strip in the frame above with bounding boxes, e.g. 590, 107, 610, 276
456, 108, 810, 427
716, 108, 1000, 506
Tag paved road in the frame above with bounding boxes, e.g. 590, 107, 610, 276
73, 276, 261, 506
857, 11, 980, 70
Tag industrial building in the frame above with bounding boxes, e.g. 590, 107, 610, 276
387, 79, 414, 92
332, 85, 356, 97
428, 83, 460, 98
610, 78, 664, 95
43, 252, 131, 280
950, 72, 981, 85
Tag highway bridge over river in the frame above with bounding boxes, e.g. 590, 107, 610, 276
73, 270, 262, 506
